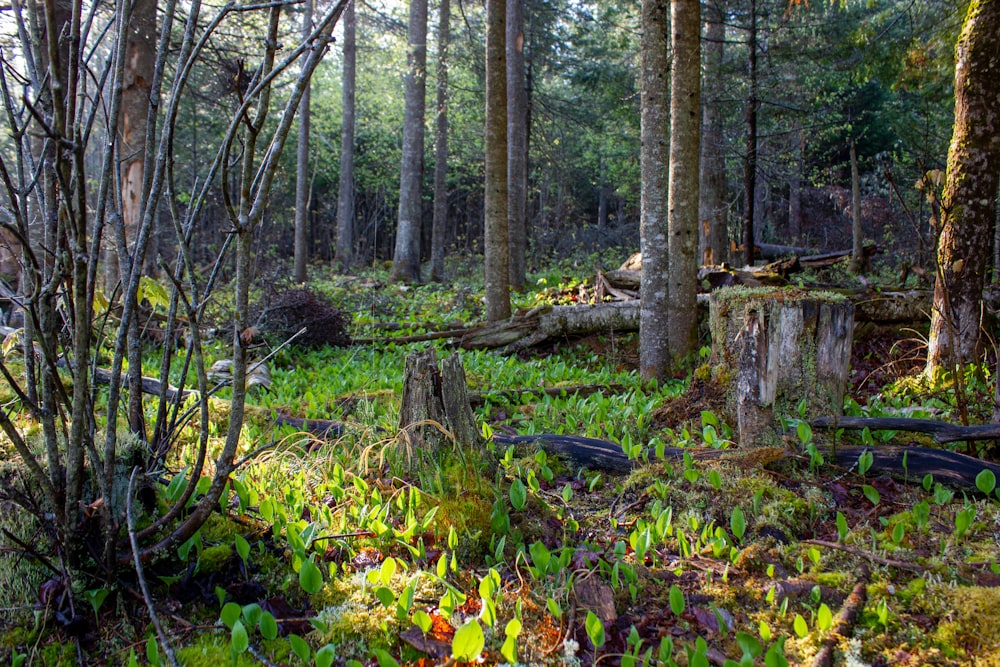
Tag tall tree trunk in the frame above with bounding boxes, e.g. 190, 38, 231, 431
927, 0, 1000, 375
485, 0, 511, 321
293, 0, 313, 282
849, 138, 864, 273
742, 0, 758, 267
430, 0, 451, 281
336, 0, 357, 269
639, 0, 669, 381
668, 0, 700, 362
391, 0, 429, 283
507, 0, 528, 292
698, 5, 726, 266
788, 124, 803, 242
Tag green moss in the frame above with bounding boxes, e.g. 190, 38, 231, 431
932, 586, 1000, 664
198, 544, 234, 573
175, 632, 281, 666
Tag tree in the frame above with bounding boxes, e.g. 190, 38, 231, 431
926, 0, 1000, 375
336, 0, 357, 269
698, 2, 726, 265
294, 0, 314, 282
742, 0, 758, 267
0, 0, 348, 600
430, 0, 451, 282
667, 0, 700, 361
639, 0, 669, 381
392, 0, 430, 283
507, 0, 528, 292
485, 0, 511, 321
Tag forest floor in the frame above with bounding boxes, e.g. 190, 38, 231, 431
2, 257, 1000, 667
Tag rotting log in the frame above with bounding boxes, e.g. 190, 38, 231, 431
710, 288, 854, 447
812, 415, 1000, 445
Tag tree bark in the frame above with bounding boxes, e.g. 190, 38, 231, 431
430, 0, 450, 282
398, 349, 484, 454
788, 125, 804, 243
639, 0, 670, 381
391, 0, 429, 283
668, 0, 701, 363
742, 0, 758, 268
849, 138, 865, 274
507, 0, 528, 292
926, 0, 1000, 375
335, 0, 357, 270
293, 0, 313, 283
484, 0, 511, 321
698, 6, 726, 266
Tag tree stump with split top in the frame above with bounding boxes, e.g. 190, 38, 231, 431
398, 348, 484, 455
709, 288, 854, 447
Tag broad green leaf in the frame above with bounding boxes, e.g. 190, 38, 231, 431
817, 603, 833, 632
509, 478, 527, 510
585, 611, 606, 648
372, 648, 400, 667
146, 636, 160, 667
231, 620, 249, 653
452, 620, 485, 661
836, 512, 848, 541
793, 614, 808, 638
862, 484, 880, 506
259, 612, 278, 640
220, 602, 242, 629
299, 557, 324, 594
669, 585, 685, 616
316, 644, 336, 667
976, 469, 996, 495
288, 634, 311, 662
235, 534, 250, 563
730, 506, 746, 541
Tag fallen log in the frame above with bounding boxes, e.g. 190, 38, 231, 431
812, 415, 1000, 445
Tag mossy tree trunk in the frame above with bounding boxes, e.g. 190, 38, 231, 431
710, 289, 854, 447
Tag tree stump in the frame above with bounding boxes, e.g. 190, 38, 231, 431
709, 288, 854, 447
398, 349, 484, 456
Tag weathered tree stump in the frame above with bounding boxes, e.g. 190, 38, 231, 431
398, 349, 484, 456
709, 288, 854, 447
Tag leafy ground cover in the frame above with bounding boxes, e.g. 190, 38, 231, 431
3, 259, 1000, 667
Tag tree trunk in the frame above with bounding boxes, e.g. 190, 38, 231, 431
926, 0, 1000, 375
742, 0, 758, 268
698, 7, 726, 266
788, 125, 803, 243
430, 0, 450, 282
391, 0, 429, 283
849, 138, 865, 274
639, 0, 669, 381
710, 289, 854, 447
335, 0, 357, 270
293, 0, 313, 283
484, 0, 511, 321
507, 0, 528, 292
668, 0, 701, 363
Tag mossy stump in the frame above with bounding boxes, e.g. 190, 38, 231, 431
398, 348, 485, 456
709, 288, 854, 447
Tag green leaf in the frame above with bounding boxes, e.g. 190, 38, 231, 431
858, 450, 873, 477
585, 611, 606, 649
817, 603, 833, 632
509, 478, 527, 510
862, 484, 880, 506
976, 469, 996, 495
452, 620, 485, 661
299, 557, 324, 594
669, 585, 685, 616
375, 586, 396, 608
316, 644, 336, 667
235, 534, 250, 563
220, 602, 242, 629
242, 603, 262, 627
288, 634, 311, 663
259, 612, 278, 640
836, 512, 848, 542
505, 617, 523, 638
735, 631, 762, 658
546, 597, 563, 619
764, 638, 789, 667
730, 506, 746, 541
231, 620, 249, 653
372, 648, 400, 667
380, 556, 397, 585
759, 620, 771, 641
708, 469, 722, 490
127, 648, 138, 667
793, 614, 809, 638
146, 636, 160, 667
413, 609, 433, 634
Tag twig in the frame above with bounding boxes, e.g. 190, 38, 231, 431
127, 467, 180, 667
248, 644, 281, 667
801, 539, 924, 572
811, 568, 870, 667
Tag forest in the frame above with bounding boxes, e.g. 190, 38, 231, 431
1, 0, 1000, 664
